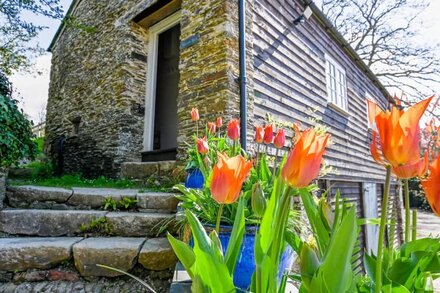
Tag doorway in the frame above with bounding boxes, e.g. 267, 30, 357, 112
143, 12, 181, 159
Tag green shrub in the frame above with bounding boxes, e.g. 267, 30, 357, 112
0, 72, 36, 169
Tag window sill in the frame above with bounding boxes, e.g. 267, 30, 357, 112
327, 102, 350, 117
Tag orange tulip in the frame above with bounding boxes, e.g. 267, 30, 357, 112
263, 124, 274, 144
196, 137, 209, 154
227, 119, 240, 140
421, 156, 440, 216
210, 153, 253, 204
216, 117, 223, 128
274, 129, 286, 149
281, 128, 330, 188
208, 122, 216, 134
191, 108, 199, 122
368, 96, 433, 179
255, 126, 264, 143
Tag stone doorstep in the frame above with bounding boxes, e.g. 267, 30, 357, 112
120, 161, 177, 180
6, 185, 178, 212
0, 237, 177, 279
0, 209, 176, 237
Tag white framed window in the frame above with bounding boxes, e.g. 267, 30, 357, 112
325, 55, 348, 113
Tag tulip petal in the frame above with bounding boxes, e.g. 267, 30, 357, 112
370, 131, 384, 165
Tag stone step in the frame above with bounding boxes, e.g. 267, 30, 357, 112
0, 237, 82, 272
6, 186, 178, 212
0, 209, 176, 237
0, 237, 177, 279
120, 161, 178, 180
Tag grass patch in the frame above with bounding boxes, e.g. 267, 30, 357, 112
10, 174, 178, 192
10, 174, 141, 189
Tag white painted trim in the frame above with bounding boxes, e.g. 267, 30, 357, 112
143, 11, 181, 151
325, 54, 348, 112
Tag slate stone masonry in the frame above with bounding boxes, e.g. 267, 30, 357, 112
46, 0, 254, 177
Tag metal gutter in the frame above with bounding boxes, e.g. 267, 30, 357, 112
238, 0, 248, 151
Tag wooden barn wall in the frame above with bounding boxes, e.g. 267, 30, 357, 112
318, 180, 365, 272
251, 0, 391, 182
377, 183, 404, 248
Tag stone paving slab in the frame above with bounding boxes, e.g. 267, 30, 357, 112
139, 238, 177, 271
137, 192, 178, 211
73, 237, 145, 277
6, 185, 178, 212
0, 237, 82, 272
68, 188, 138, 208
0, 210, 107, 236
7, 186, 73, 208
106, 212, 176, 237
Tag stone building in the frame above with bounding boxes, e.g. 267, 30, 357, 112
47, 0, 403, 256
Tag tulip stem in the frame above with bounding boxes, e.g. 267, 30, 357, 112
412, 209, 417, 241
404, 179, 410, 243
256, 143, 260, 169
272, 149, 280, 183
375, 165, 392, 293
215, 204, 224, 234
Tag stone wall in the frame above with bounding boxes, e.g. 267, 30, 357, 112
46, 0, 255, 176
46, 0, 152, 177
176, 0, 255, 158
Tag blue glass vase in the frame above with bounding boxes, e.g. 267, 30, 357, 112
185, 168, 204, 189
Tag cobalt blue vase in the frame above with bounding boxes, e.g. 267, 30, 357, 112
192, 225, 296, 290
185, 168, 204, 188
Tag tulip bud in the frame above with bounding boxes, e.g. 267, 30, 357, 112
208, 122, 216, 134
255, 126, 264, 143
216, 117, 223, 128
251, 183, 267, 218
274, 129, 286, 149
228, 119, 240, 140
196, 137, 209, 154
191, 108, 199, 122
263, 124, 274, 144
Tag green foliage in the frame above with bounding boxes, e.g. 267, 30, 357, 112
362, 238, 440, 292
103, 197, 139, 211
167, 200, 246, 292
80, 217, 112, 235
103, 198, 118, 211
119, 196, 138, 210
23, 159, 54, 179
0, 72, 36, 168
34, 137, 45, 154
0, 1, 63, 74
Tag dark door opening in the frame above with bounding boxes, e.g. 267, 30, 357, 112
142, 23, 180, 162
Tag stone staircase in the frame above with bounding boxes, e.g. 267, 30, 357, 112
0, 185, 179, 293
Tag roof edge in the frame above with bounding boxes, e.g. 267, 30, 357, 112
302, 0, 392, 103
47, 0, 82, 52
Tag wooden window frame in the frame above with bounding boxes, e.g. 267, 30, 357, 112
325, 55, 348, 114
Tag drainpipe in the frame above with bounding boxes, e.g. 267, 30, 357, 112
238, 0, 247, 151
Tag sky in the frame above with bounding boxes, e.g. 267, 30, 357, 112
8, 0, 440, 124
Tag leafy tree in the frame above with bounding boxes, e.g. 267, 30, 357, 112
0, 0, 63, 74
321, 0, 439, 118
0, 71, 36, 169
